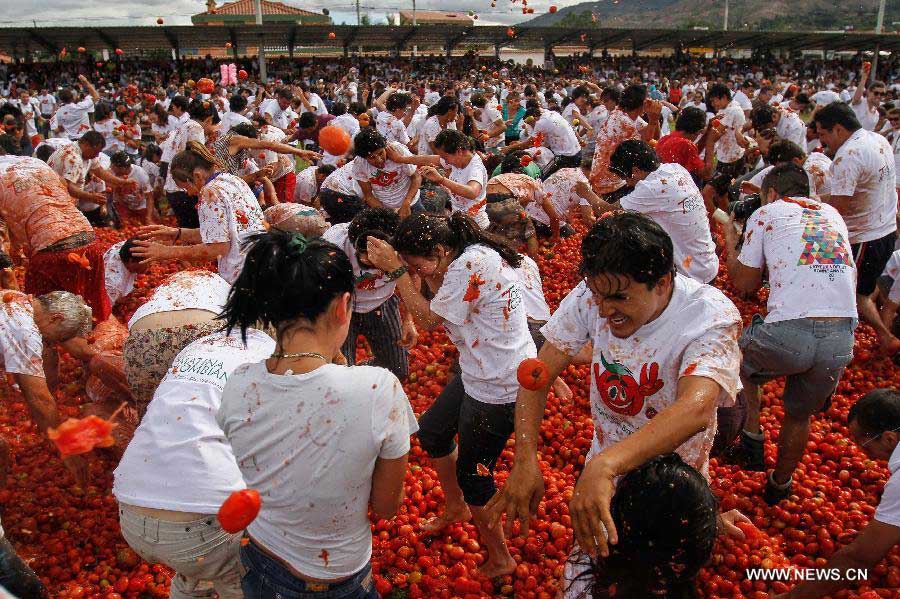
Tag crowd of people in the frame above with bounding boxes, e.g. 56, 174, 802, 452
0, 49, 898, 598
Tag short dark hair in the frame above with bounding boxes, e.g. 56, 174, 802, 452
229, 94, 248, 113
434, 129, 472, 154
331, 102, 347, 116
767, 139, 805, 165
432, 95, 458, 116
80, 130, 106, 149
110, 151, 131, 168
675, 106, 707, 135
707, 83, 732, 102
298, 112, 318, 129
812, 102, 861, 134
600, 87, 621, 105
619, 84, 647, 112
58, 88, 74, 103
571, 85, 591, 101
35, 143, 56, 162
231, 122, 257, 138
849, 389, 900, 438
386, 92, 412, 113
609, 139, 660, 178
0, 134, 16, 156
580, 211, 675, 286
188, 98, 219, 124
354, 128, 387, 158
347, 207, 401, 246
470, 94, 487, 109
316, 164, 337, 177
750, 104, 777, 130
169, 95, 190, 112
275, 87, 293, 100
119, 238, 140, 264
761, 162, 809, 198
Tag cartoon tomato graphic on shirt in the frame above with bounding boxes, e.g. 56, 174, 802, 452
592, 353, 664, 417
370, 170, 399, 187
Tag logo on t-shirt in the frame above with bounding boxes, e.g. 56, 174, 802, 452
593, 353, 664, 417
370, 169, 399, 187
355, 270, 384, 290
797, 208, 849, 268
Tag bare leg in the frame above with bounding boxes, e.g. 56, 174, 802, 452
743, 380, 761, 435
471, 505, 516, 578
421, 450, 471, 533
771, 413, 810, 485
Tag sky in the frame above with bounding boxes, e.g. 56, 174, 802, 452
0, 0, 587, 27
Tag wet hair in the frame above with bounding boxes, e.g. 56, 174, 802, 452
34, 143, 56, 162
386, 92, 412, 113
392, 212, 522, 268
143, 143, 162, 161
600, 87, 621, 105
331, 102, 347, 117
471, 94, 487, 109
119, 237, 141, 264
80, 130, 106, 150
229, 94, 248, 113
221, 229, 354, 343
433, 95, 458, 117
500, 150, 529, 174
579, 211, 675, 287
761, 162, 809, 198
347, 207, 401, 247
170, 140, 220, 183
619, 84, 647, 112
275, 87, 293, 101
767, 139, 805, 165
231, 122, 258, 138
316, 164, 337, 177
434, 129, 472, 154
298, 112, 318, 129
94, 102, 114, 121
169, 95, 190, 112
812, 102, 861, 133
794, 93, 811, 106
675, 106, 707, 135
848, 389, 900, 438
707, 83, 732, 103
110, 151, 131, 168
36, 291, 93, 340
571, 85, 590, 101
609, 139, 660, 178
750, 104, 777, 130
349, 102, 368, 116
354, 128, 387, 158
568, 454, 718, 599
188, 98, 219, 123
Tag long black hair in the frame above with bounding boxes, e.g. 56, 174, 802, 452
568, 453, 719, 599
392, 212, 522, 268
221, 229, 354, 343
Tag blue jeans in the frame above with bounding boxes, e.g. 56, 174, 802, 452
0, 536, 47, 598
240, 540, 378, 599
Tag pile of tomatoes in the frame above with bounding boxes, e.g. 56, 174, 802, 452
1, 217, 899, 598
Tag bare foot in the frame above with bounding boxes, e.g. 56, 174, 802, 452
552, 377, 572, 401
421, 506, 472, 534
478, 555, 517, 579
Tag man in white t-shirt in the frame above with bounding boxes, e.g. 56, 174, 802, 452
750, 103, 807, 150
103, 239, 147, 307
258, 88, 294, 131
319, 162, 366, 225
850, 63, 885, 132
732, 80, 755, 114
744, 138, 832, 198
0, 291, 92, 484
109, 151, 152, 224
53, 75, 99, 140
8, 90, 40, 140
707, 83, 752, 211
321, 208, 416, 379
530, 162, 611, 230
774, 389, 900, 599
511, 103, 583, 180
353, 130, 422, 218
611, 140, 718, 284
471, 94, 506, 152
292, 164, 335, 206
487, 211, 743, 557
723, 163, 857, 504
813, 102, 900, 355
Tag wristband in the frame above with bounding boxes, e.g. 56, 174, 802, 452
385, 265, 408, 281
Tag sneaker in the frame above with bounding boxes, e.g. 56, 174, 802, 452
723, 431, 765, 471
764, 475, 792, 506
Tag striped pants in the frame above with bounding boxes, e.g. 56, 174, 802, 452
341, 295, 409, 379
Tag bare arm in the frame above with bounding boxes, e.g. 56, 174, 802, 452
15, 373, 62, 434
851, 65, 870, 106
358, 180, 384, 209
77, 75, 99, 103
370, 454, 408, 519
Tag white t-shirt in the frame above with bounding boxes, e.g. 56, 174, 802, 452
620, 163, 719, 284
113, 329, 275, 512
775, 110, 808, 149
111, 164, 151, 211
259, 98, 291, 129
875, 442, 900, 528
37, 93, 56, 116
419, 116, 456, 156
811, 90, 842, 106
376, 112, 410, 146
830, 128, 898, 244
882, 250, 900, 304
220, 110, 252, 133
749, 152, 833, 198
714, 101, 746, 164
218, 362, 417, 579
739, 198, 857, 323
541, 276, 741, 475
431, 245, 536, 404
477, 105, 505, 149
534, 110, 582, 157
198, 173, 267, 284
92, 118, 124, 153
128, 270, 231, 329
104, 241, 136, 306
322, 163, 363, 197
351, 143, 419, 209
55, 98, 94, 139
852, 100, 880, 132
732, 90, 753, 111
293, 166, 319, 204
441, 154, 489, 229
254, 125, 294, 182
321, 223, 397, 314
515, 255, 551, 322
162, 120, 206, 193
529, 167, 591, 226
0, 293, 44, 378
331, 113, 361, 142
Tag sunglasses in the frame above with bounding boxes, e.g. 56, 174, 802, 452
870, 90, 886, 96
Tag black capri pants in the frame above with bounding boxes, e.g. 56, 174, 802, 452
416, 375, 516, 507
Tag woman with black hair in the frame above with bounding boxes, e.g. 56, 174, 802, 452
217, 229, 416, 598
366, 212, 535, 578
159, 98, 220, 228
562, 453, 721, 599
132, 141, 265, 284
210, 119, 318, 188
392, 129, 490, 228
416, 95, 458, 155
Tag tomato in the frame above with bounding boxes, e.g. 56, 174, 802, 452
217, 489, 262, 533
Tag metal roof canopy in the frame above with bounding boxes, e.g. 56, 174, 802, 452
0, 25, 896, 56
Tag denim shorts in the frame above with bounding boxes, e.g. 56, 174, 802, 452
739, 315, 856, 418
240, 540, 377, 599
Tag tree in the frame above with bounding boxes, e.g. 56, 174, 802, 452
360, 14, 372, 26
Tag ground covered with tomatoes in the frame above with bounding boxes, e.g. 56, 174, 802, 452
1, 219, 899, 599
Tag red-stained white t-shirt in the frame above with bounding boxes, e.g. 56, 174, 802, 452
0, 292, 45, 378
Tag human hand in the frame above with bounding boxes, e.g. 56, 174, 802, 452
418, 166, 442, 184
398, 202, 412, 219
399, 319, 418, 348
137, 224, 179, 243
569, 457, 619, 557
718, 509, 751, 539
484, 455, 545, 535
365, 236, 403, 272
130, 239, 172, 265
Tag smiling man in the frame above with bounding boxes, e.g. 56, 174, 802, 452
486, 211, 743, 558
